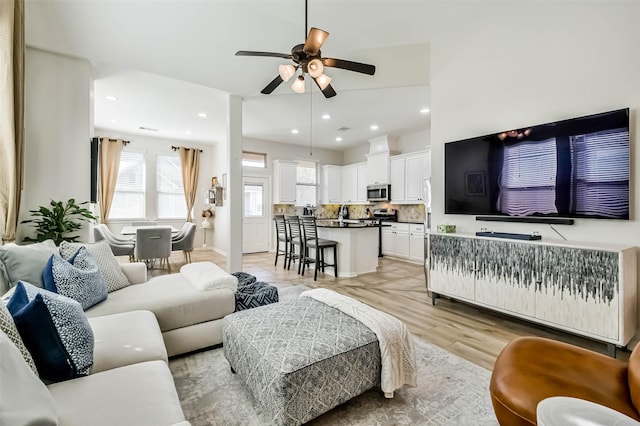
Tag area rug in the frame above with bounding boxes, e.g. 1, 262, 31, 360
170, 336, 497, 425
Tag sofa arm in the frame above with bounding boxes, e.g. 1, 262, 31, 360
120, 262, 147, 284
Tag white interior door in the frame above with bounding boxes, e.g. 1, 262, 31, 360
243, 176, 270, 253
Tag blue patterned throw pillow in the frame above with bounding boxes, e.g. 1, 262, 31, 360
42, 247, 107, 310
7, 281, 94, 382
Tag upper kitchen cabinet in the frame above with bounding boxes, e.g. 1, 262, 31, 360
273, 160, 297, 204
356, 163, 368, 203
389, 150, 431, 204
341, 164, 358, 203
366, 153, 389, 185
320, 165, 341, 204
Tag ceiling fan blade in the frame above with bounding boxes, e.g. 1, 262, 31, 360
322, 58, 376, 75
303, 27, 329, 55
312, 77, 337, 98
236, 50, 293, 59
261, 75, 284, 94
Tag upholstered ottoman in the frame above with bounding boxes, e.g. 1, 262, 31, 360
223, 297, 381, 426
234, 281, 279, 311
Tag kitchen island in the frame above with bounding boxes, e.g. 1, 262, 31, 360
315, 220, 384, 277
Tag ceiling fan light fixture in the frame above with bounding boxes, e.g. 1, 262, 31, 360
307, 58, 324, 78
292, 75, 305, 93
278, 64, 296, 82
315, 73, 332, 90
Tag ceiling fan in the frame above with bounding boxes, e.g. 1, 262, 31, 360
235, 0, 376, 98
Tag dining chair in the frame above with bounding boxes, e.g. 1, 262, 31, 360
135, 227, 172, 270
132, 221, 157, 226
94, 224, 135, 261
171, 223, 197, 263
172, 222, 191, 242
285, 215, 304, 274
273, 215, 290, 268
300, 215, 338, 281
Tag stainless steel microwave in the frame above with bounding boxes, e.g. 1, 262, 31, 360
367, 184, 390, 202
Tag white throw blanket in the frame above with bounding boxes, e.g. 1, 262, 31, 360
300, 288, 417, 398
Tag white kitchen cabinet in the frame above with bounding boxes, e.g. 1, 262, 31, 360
405, 152, 430, 202
321, 165, 341, 204
341, 164, 357, 203
366, 153, 389, 185
390, 156, 405, 202
381, 223, 410, 258
273, 160, 297, 204
356, 163, 368, 203
409, 224, 425, 262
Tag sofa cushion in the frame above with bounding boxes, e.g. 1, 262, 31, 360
0, 239, 58, 289
47, 360, 186, 426
180, 261, 237, 291
43, 248, 108, 310
85, 273, 235, 332
60, 240, 130, 292
7, 282, 94, 382
0, 299, 38, 376
89, 310, 168, 374
0, 330, 58, 426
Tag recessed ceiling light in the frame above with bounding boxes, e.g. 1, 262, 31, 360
420, 108, 430, 114
109, 119, 119, 124
197, 112, 208, 118
291, 129, 299, 134
185, 130, 193, 135
322, 114, 331, 120
370, 124, 379, 130
105, 95, 118, 101
335, 137, 343, 142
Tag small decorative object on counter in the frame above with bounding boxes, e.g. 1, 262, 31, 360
437, 224, 456, 233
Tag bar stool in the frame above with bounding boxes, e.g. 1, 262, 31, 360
285, 215, 304, 274
300, 215, 338, 281
273, 215, 290, 268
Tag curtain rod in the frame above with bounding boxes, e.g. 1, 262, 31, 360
100, 137, 130, 145
171, 145, 203, 153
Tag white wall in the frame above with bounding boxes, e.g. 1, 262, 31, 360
94, 129, 215, 247
243, 137, 344, 168
428, 2, 640, 342
210, 140, 228, 256
20, 47, 93, 242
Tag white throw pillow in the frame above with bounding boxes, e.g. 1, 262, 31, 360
180, 262, 238, 291
0, 239, 58, 289
0, 329, 58, 426
59, 241, 130, 292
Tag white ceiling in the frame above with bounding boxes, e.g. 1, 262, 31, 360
25, 1, 433, 150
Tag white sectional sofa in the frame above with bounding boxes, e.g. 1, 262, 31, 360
0, 240, 238, 426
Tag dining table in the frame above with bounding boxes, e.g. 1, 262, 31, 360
120, 225, 180, 236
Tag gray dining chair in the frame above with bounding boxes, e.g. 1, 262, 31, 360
171, 223, 197, 263
94, 224, 135, 261
132, 221, 157, 226
135, 226, 172, 270
171, 222, 191, 242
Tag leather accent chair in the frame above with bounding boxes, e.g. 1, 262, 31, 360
490, 336, 640, 425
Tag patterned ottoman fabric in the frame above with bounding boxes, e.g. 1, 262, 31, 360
231, 272, 257, 288
223, 298, 381, 426
234, 281, 279, 311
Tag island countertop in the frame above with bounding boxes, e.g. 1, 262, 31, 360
315, 219, 390, 229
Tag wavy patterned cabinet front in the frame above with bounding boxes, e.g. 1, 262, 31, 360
429, 234, 637, 347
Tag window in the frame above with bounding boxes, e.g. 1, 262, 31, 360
244, 184, 264, 217
110, 151, 145, 219
157, 154, 187, 219
295, 160, 317, 207
242, 151, 266, 168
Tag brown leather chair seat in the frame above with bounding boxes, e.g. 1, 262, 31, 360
490, 336, 640, 425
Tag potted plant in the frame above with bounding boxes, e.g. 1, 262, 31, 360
21, 199, 97, 245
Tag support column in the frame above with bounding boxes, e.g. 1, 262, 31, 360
226, 94, 243, 273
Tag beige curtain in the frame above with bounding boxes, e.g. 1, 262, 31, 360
99, 138, 125, 223
178, 147, 201, 222
0, 0, 25, 243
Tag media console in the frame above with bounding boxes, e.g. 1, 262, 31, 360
428, 232, 637, 354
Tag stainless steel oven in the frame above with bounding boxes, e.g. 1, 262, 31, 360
367, 184, 390, 202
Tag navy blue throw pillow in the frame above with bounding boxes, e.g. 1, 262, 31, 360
7, 281, 94, 382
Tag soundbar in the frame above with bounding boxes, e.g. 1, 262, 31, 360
476, 216, 574, 225
475, 231, 542, 241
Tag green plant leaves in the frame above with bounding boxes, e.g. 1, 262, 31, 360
21, 199, 97, 246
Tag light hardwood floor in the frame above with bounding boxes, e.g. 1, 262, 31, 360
149, 247, 629, 370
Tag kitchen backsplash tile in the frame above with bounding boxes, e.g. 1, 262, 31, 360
273, 203, 425, 222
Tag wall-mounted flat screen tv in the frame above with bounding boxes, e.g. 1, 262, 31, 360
444, 108, 630, 219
